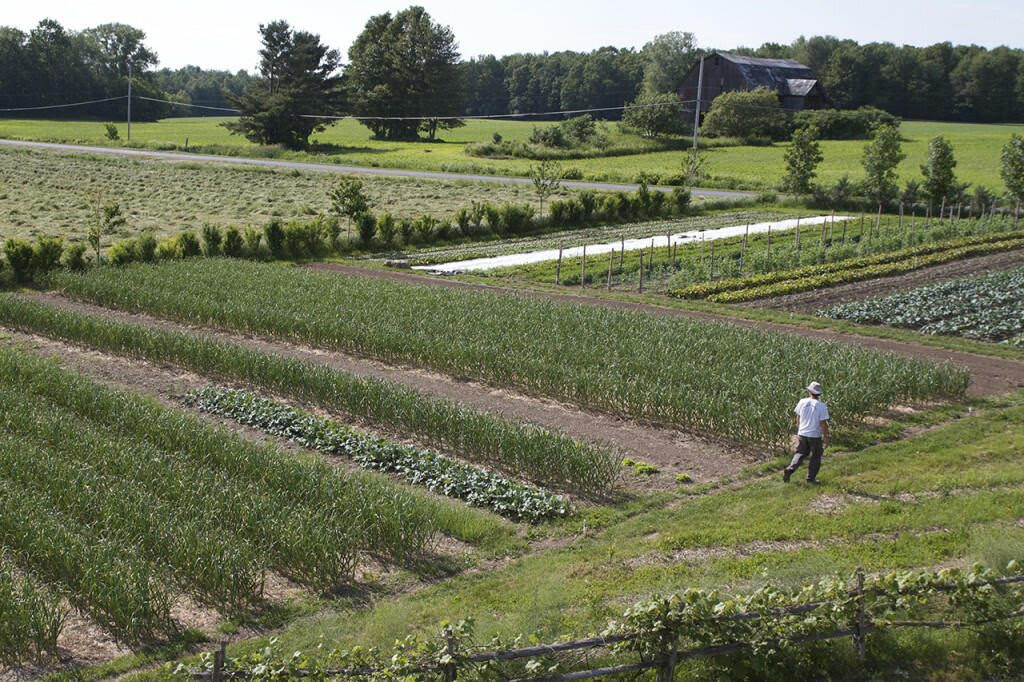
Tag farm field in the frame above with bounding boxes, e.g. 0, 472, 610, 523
49, 259, 969, 447
0, 145, 563, 242
0, 341, 528, 668
454, 213, 1023, 293
0, 117, 1020, 190
822, 266, 1024, 345
0, 255, 1022, 677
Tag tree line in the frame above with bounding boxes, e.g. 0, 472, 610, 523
3, 13, 1023, 133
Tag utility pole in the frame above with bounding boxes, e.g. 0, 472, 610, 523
691, 56, 705, 151
126, 62, 132, 142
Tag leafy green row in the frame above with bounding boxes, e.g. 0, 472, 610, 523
0, 295, 617, 495
707, 236, 1024, 303
822, 267, 1024, 343
669, 230, 1024, 300
185, 387, 572, 523
0, 558, 65, 667
50, 261, 971, 447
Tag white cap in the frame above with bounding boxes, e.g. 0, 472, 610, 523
807, 381, 823, 395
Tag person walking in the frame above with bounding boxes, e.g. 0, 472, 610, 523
783, 381, 830, 484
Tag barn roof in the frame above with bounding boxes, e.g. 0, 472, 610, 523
716, 52, 819, 93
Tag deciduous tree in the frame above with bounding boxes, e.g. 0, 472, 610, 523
920, 136, 958, 205
861, 124, 905, 206
346, 6, 463, 140
1002, 134, 1024, 207
621, 93, 684, 138
782, 126, 824, 195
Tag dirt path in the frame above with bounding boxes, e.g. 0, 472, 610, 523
307, 263, 1024, 397
0, 139, 756, 200
21, 292, 755, 483
748, 249, 1024, 313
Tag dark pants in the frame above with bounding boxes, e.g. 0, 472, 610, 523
787, 436, 823, 481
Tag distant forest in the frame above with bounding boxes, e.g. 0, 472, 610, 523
1, 18, 1022, 123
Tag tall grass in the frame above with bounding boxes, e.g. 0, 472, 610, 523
51, 261, 971, 447
0, 295, 618, 494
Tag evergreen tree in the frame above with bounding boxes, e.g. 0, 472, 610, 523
224, 21, 342, 150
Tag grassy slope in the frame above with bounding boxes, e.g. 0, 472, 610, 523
0, 117, 1019, 190
170, 391, 1024, 672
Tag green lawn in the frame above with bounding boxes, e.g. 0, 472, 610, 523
0, 117, 1019, 191
165, 391, 1024, 679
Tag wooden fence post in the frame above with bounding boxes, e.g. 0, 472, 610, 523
580, 245, 587, 288
766, 226, 771, 264
619, 236, 625, 269
855, 569, 866, 661
443, 626, 458, 682
213, 641, 226, 682
607, 249, 614, 290
555, 244, 562, 285
638, 250, 644, 293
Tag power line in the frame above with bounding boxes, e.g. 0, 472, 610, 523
0, 95, 126, 113
136, 96, 241, 113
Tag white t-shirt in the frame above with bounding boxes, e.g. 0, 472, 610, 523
795, 397, 830, 438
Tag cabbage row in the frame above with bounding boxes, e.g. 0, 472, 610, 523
822, 266, 1024, 345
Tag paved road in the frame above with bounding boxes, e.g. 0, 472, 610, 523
0, 138, 757, 199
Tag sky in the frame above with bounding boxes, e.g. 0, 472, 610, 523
5, 0, 1023, 72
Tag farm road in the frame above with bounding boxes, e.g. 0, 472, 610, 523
0, 138, 756, 199
19, 292, 756, 484
307, 263, 1024, 398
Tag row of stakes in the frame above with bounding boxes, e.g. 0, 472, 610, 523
552, 201, 1020, 292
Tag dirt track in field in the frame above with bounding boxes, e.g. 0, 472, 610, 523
747, 248, 1024, 313
306, 263, 1024, 397
20, 292, 754, 484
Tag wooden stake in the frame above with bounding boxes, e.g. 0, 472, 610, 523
555, 244, 562, 285
620, 236, 625, 269
580, 245, 587, 288
638, 249, 644, 293
607, 249, 614, 290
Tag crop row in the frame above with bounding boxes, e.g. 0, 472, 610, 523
0, 295, 616, 495
50, 261, 971, 448
186, 387, 573, 523
664, 215, 1021, 291
822, 267, 1024, 344
0, 558, 64, 667
669, 230, 1024, 300
0, 347, 464, 641
697, 236, 1024, 303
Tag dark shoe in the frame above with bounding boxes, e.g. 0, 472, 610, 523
806, 479, 820, 485
783, 468, 792, 483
